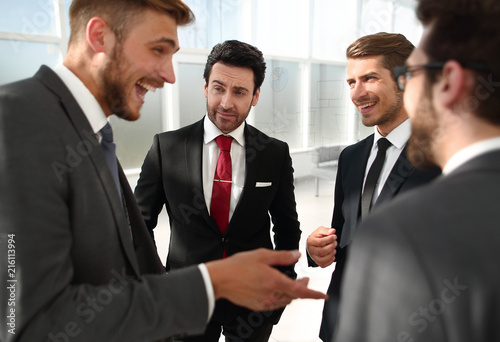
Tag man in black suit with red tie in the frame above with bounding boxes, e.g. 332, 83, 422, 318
134, 40, 301, 342
306, 32, 440, 342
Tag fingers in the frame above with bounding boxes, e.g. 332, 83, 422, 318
206, 249, 328, 312
256, 277, 328, 312
310, 226, 336, 237
253, 248, 301, 267
307, 227, 337, 247
307, 227, 338, 267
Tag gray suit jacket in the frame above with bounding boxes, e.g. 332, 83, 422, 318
0, 66, 208, 342
335, 150, 500, 342
312, 134, 440, 342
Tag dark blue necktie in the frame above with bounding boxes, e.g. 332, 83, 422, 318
100, 123, 121, 196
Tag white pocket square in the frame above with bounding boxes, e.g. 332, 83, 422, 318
256, 182, 272, 188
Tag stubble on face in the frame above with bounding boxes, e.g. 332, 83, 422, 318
100, 44, 135, 121
206, 99, 253, 134
407, 89, 440, 170
100, 43, 161, 122
361, 84, 405, 129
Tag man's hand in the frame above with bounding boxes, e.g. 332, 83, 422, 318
205, 249, 327, 312
306, 226, 337, 268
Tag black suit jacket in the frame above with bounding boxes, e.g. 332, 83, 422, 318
312, 133, 440, 342
0, 66, 209, 342
134, 118, 301, 323
335, 150, 500, 342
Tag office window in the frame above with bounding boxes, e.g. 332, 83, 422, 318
0, 0, 57, 35
179, 0, 245, 49
110, 90, 164, 170
1, 1, 422, 172
253, 0, 309, 58
311, 0, 358, 62
255, 60, 303, 149
309, 64, 349, 147
360, 0, 393, 36
0, 40, 59, 85
177, 62, 207, 127
394, 2, 423, 45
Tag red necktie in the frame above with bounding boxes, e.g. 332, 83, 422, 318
210, 135, 233, 258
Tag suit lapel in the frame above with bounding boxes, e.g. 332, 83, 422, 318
184, 119, 221, 234
339, 135, 373, 248
226, 124, 260, 233
36, 66, 142, 276
376, 146, 414, 206
120, 168, 164, 274
348, 135, 373, 227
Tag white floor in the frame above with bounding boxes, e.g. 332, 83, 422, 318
129, 176, 337, 342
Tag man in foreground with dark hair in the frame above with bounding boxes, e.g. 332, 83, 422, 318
306, 32, 439, 342
0, 1, 325, 341
334, 0, 500, 341
135, 39, 301, 342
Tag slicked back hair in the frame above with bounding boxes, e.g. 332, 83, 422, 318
203, 40, 266, 95
346, 32, 414, 77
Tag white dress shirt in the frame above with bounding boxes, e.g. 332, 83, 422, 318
202, 115, 246, 219
363, 119, 411, 204
443, 137, 500, 175
52, 65, 216, 321
54, 64, 108, 136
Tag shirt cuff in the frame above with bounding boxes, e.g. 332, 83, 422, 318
198, 264, 215, 321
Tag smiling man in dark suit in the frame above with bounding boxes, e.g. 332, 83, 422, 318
306, 32, 440, 342
335, 0, 500, 340
134, 40, 301, 342
0, 2, 326, 342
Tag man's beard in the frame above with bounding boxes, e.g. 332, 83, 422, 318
361, 86, 404, 128
407, 93, 440, 170
100, 44, 138, 122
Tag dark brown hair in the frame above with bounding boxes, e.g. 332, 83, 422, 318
417, 0, 500, 124
203, 40, 266, 95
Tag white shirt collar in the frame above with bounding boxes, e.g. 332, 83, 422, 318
53, 64, 108, 134
373, 119, 411, 150
443, 136, 500, 175
203, 115, 246, 147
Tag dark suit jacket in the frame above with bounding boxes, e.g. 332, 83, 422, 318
0, 66, 209, 342
311, 133, 440, 342
335, 150, 500, 342
134, 118, 301, 323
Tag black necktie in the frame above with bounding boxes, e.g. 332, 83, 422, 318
100, 123, 121, 196
361, 138, 392, 218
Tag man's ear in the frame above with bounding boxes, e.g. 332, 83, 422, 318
86, 17, 114, 53
436, 60, 467, 111
252, 87, 261, 106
